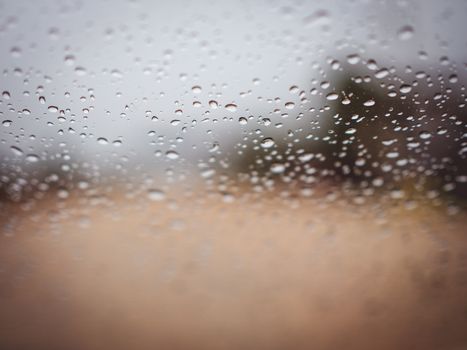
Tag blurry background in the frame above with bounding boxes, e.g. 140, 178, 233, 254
1, 1, 467, 349
1, 0, 466, 199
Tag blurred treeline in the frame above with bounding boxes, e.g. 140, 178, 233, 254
1, 56, 466, 202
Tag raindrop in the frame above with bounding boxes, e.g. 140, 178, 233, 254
74, 66, 87, 76
147, 189, 166, 201
326, 92, 339, 100
346, 54, 360, 64
238, 117, 248, 125
64, 55, 75, 66
289, 85, 299, 93
192, 85, 202, 93
419, 131, 432, 140
166, 150, 179, 160
397, 25, 414, 40
285, 102, 295, 109
25, 154, 40, 162
97, 137, 109, 145
399, 84, 412, 94
48, 105, 59, 113
271, 163, 286, 174
448, 74, 458, 83
261, 137, 275, 149
111, 69, 123, 78
10, 146, 24, 156
225, 103, 237, 112
375, 69, 389, 79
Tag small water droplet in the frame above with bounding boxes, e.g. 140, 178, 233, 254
261, 137, 275, 149
346, 54, 360, 65
64, 54, 75, 66
225, 103, 237, 112
271, 163, 286, 174
97, 137, 109, 145
147, 189, 165, 201
25, 154, 40, 162
363, 99, 375, 107
419, 131, 432, 140
397, 25, 414, 40
10, 146, 24, 156
75, 66, 87, 76
166, 150, 179, 160
238, 117, 248, 125
289, 85, 299, 93
192, 85, 202, 93
375, 69, 389, 79
285, 102, 295, 109
326, 92, 339, 100
399, 84, 412, 94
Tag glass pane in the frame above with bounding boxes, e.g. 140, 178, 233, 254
1, 0, 466, 349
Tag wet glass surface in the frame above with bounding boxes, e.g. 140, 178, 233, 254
1, 1, 467, 349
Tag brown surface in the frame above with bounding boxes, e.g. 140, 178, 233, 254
0, 192, 467, 350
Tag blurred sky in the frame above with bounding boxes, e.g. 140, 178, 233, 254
1, 0, 466, 176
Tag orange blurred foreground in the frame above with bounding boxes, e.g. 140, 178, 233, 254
0, 192, 467, 350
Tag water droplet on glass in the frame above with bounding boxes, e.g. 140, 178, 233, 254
326, 92, 339, 100
261, 137, 275, 149
419, 131, 432, 140
165, 150, 179, 160
285, 102, 295, 109
271, 163, 286, 174
97, 137, 109, 145
225, 103, 238, 112
399, 84, 412, 94
375, 69, 389, 79
397, 25, 414, 40
25, 154, 40, 162
147, 189, 165, 201
238, 117, 248, 125
74, 66, 87, 76
346, 54, 360, 65
64, 55, 75, 66
10, 146, 24, 156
